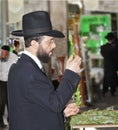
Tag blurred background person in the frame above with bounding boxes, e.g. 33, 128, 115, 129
114, 32, 118, 72
12, 39, 20, 56
0, 45, 18, 128
100, 32, 118, 96
51, 55, 63, 90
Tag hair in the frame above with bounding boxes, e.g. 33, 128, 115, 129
14, 40, 20, 47
1, 45, 10, 51
24, 35, 44, 47
105, 32, 116, 41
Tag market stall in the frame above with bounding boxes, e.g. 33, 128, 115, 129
71, 124, 118, 130
70, 108, 118, 130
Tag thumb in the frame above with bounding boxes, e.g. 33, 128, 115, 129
68, 55, 74, 62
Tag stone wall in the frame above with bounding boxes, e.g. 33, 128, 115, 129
99, 0, 118, 13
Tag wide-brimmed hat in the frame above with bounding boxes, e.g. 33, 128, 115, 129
11, 11, 65, 38
105, 32, 115, 40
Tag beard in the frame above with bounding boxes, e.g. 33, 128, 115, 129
37, 46, 51, 63
0, 57, 8, 62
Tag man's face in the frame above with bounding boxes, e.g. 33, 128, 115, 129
37, 36, 56, 63
0, 49, 9, 61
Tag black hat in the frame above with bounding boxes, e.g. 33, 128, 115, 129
1, 45, 10, 51
105, 32, 115, 40
11, 11, 65, 38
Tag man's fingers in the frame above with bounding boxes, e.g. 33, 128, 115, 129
68, 55, 74, 62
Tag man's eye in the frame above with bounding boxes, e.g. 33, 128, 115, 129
50, 39, 55, 44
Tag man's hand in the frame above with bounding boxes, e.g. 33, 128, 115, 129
64, 103, 79, 117
66, 55, 81, 74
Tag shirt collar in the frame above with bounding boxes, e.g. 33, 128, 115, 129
23, 50, 43, 69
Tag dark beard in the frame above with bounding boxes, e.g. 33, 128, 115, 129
37, 54, 50, 63
37, 47, 50, 63
0, 57, 8, 62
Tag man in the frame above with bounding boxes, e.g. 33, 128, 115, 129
0, 45, 18, 128
8, 11, 81, 130
51, 55, 63, 90
12, 39, 20, 56
100, 32, 118, 96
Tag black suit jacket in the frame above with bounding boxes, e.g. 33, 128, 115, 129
100, 43, 117, 70
100, 43, 118, 86
8, 54, 80, 130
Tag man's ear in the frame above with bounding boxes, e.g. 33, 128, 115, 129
30, 40, 39, 50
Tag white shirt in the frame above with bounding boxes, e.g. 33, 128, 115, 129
0, 52, 18, 81
23, 50, 43, 69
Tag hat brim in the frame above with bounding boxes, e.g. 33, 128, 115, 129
105, 35, 115, 40
105, 35, 108, 39
11, 30, 65, 38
